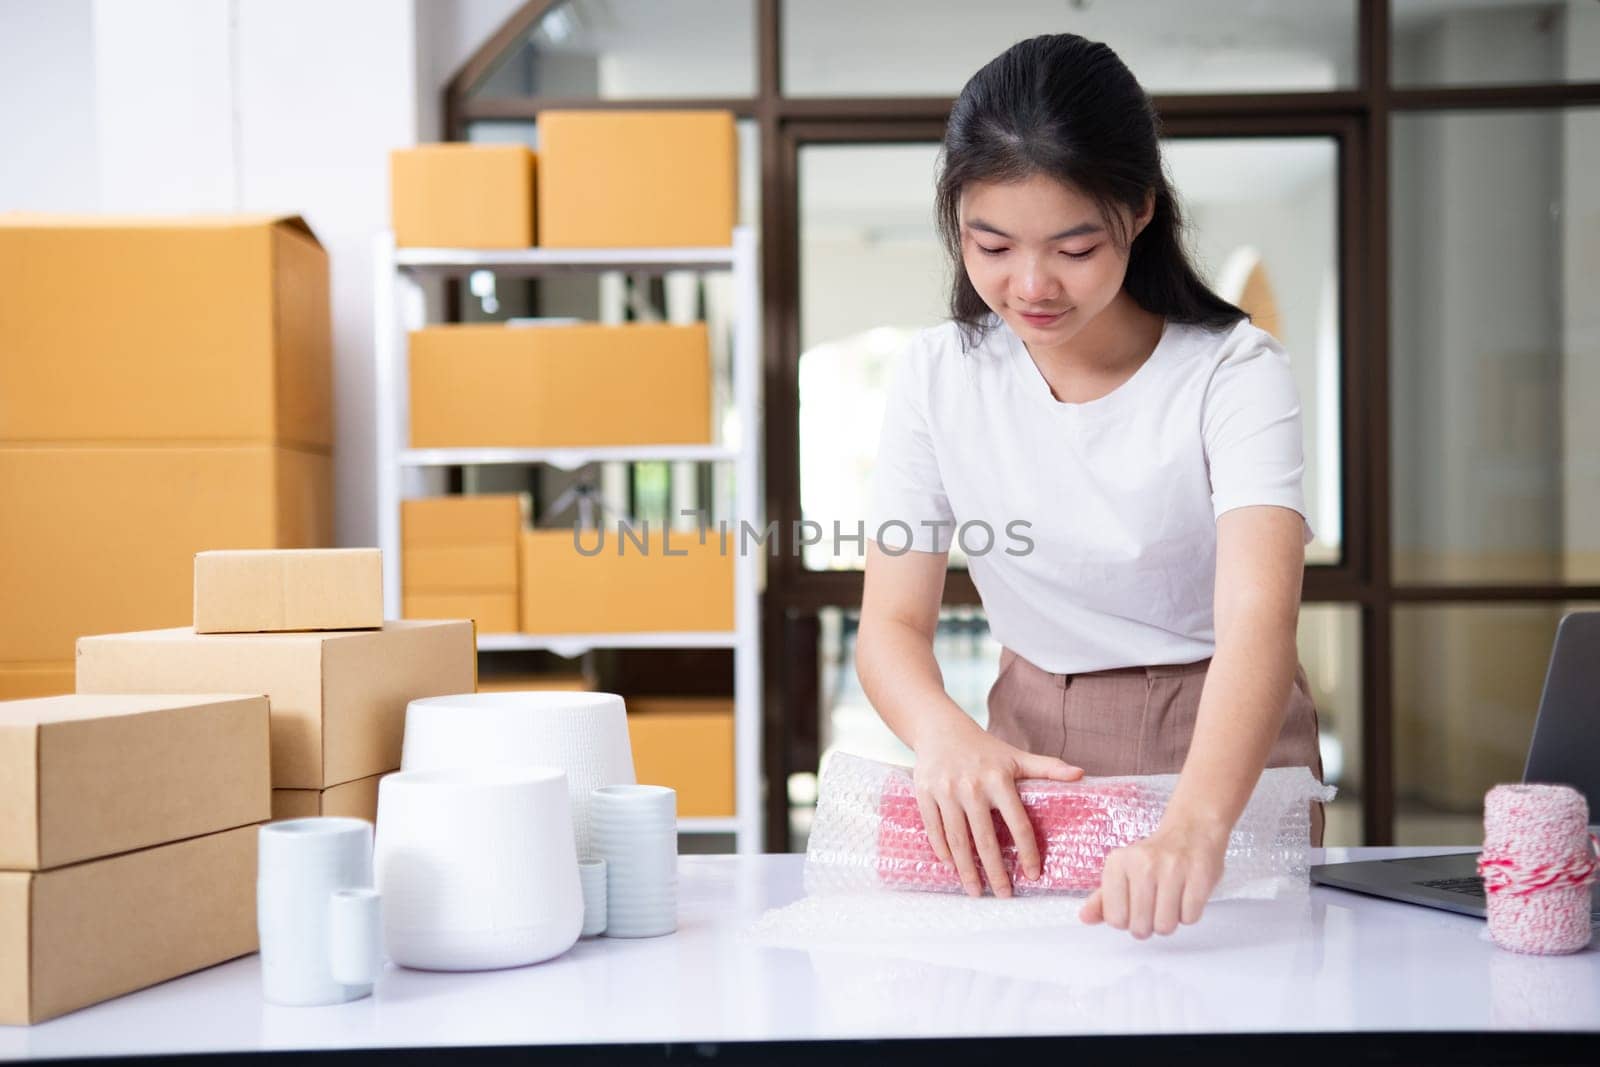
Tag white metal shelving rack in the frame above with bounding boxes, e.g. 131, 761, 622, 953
373, 225, 763, 853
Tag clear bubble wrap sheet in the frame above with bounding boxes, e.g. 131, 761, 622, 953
803, 752, 1336, 899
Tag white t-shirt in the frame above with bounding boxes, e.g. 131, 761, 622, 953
868, 314, 1313, 674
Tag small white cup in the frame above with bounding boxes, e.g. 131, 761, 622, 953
258, 818, 382, 1006
591, 785, 677, 938
579, 859, 608, 937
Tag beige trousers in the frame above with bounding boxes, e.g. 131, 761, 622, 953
985, 650, 1326, 846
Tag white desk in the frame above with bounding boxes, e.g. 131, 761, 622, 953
3, 848, 1597, 1062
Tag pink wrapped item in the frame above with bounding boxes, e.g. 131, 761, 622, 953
804, 752, 1333, 899
876, 773, 1154, 894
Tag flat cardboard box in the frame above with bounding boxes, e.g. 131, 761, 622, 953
402, 543, 518, 590
409, 324, 711, 449
0, 215, 331, 448
0, 445, 332, 664
520, 529, 733, 634
0, 693, 269, 871
76, 620, 476, 790
403, 592, 518, 635
0, 664, 73, 701
390, 145, 536, 249
626, 700, 734, 817
0, 825, 258, 1025
194, 548, 383, 634
271, 771, 385, 824
536, 111, 736, 248
402, 494, 526, 546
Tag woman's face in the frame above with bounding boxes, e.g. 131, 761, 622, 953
958, 173, 1150, 348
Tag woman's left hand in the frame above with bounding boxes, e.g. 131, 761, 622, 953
1079, 818, 1229, 937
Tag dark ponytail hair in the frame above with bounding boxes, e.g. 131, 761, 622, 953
936, 34, 1244, 347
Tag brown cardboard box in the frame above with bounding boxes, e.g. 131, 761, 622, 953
520, 529, 733, 634
536, 112, 736, 248
76, 620, 476, 790
626, 697, 734, 817
0, 693, 269, 871
390, 145, 536, 249
0, 825, 258, 1025
0, 664, 73, 701
402, 544, 518, 590
476, 671, 590, 694
194, 548, 383, 634
401, 494, 526, 545
0, 445, 333, 664
0, 215, 331, 448
403, 592, 518, 634
409, 324, 711, 449
271, 771, 385, 824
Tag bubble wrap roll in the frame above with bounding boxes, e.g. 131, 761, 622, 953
804, 752, 1335, 898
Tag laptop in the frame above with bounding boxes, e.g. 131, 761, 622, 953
1310, 611, 1600, 921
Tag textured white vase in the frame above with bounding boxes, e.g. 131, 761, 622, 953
374, 766, 583, 971
401, 691, 635, 859
257, 818, 381, 1006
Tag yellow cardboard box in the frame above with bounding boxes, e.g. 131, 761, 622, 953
409, 323, 711, 449
0, 445, 332, 664
75, 621, 476, 790
536, 111, 736, 248
403, 592, 519, 634
402, 494, 526, 546
476, 671, 590, 693
390, 144, 536, 249
0, 215, 331, 448
0, 825, 258, 1025
271, 771, 385, 824
520, 528, 733, 634
627, 697, 734, 817
402, 544, 518, 590
194, 548, 384, 634
0, 694, 269, 870
0, 664, 74, 701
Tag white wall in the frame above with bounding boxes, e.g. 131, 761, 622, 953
0, 0, 523, 548
0, 0, 98, 211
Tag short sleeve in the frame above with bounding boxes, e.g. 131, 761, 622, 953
1201, 334, 1316, 544
867, 335, 957, 554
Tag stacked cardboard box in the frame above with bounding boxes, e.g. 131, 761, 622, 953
79, 550, 478, 826
402, 496, 525, 634
0, 216, 334, 697
520, 528, 734, 634
0, 693, 271, 1024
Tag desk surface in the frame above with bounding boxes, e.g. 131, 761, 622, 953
3, 847, 1597, 1061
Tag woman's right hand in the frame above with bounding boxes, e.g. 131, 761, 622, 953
912, 717, 1084, 898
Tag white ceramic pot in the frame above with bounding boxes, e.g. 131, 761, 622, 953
401, 691, 635, 861
257, 818, 381, 1006
375, 766, 583, 971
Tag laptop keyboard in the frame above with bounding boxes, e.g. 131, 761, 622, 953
1418, 876, 1486, 899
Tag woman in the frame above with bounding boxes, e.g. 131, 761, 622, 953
856, 34, 1324, 940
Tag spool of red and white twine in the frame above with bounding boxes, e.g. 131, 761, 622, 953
1477, 784, 1598, 956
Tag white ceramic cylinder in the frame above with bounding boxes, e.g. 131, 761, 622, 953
590, 785, 677, 938
579, 859, 608, 938
257, 818, 375, 1006
329, 888, 382, 986
401, 691, 635, 860
375, 766, 583, 971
